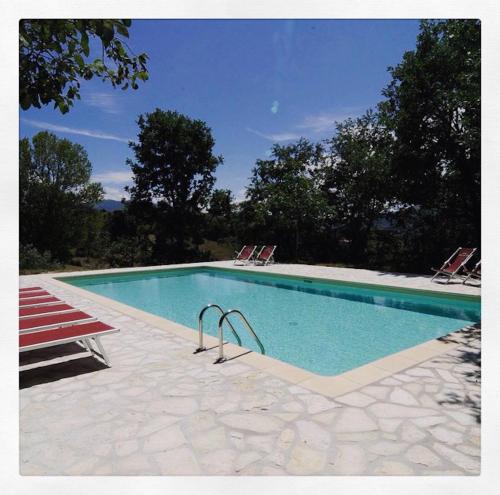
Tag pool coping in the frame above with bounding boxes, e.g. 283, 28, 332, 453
58, 264, 481, 303
40, 264, 480, 398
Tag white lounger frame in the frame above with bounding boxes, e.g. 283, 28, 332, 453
463, 260, 481, 285
20, 327, 120, 368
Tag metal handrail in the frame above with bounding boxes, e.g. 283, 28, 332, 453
215, 309, 265, 363
195, 304, 241, 353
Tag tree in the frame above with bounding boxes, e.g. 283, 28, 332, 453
20, 19, 148, 113
20, 131, 104, 260
379, 19, 480, 269
205, 189, 236, 241
245, 139, 331, 261
320, 111, 395, 263
103, 207, 154, 267
127, 109, 223, 262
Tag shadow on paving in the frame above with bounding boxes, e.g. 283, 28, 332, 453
436, 323, 481, 424
20, 343, 107, 389
20, 342, 88, 365
373, 269, 481, 288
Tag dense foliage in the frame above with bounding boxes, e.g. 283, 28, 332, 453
125, 109, 223, 263
378, 19, 481, 270
20, 19, 148, 113
241, 139, 331, 262
321, 111, 395, 264
20, 20, 480, 274
20, 131, 104, 262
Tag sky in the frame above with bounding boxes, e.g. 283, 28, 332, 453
19, 19, 421, 202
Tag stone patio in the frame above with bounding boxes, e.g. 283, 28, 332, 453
19, 264, 481, 475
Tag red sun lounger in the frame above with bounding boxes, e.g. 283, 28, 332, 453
19, 287, 42, 292
19, 296, 61, 308
431, 247, 477, 283
254, 245, 277, 266
19, 310, 96, 334
234, 245, 257, 265
20, 321, 119, 367
20, 303, 76, 319
19, 290, 50, 299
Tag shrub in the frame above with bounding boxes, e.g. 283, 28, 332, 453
19, 244, 57, 271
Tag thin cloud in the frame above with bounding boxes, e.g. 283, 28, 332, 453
22, 119, 130, 143
85, 92, 122, 115
234, 188, 247, 204
297, 108, 364, 133
246, 127, 300, 142
102, 186, 130, 201
93, 171, 133, 184
92, 170, 133, 201
246, 108, 364, 144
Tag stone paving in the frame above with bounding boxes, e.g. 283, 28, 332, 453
19, 272, 481, 475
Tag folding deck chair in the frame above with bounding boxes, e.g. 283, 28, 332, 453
19, 287, 119, 367
463, 260, 481, 285
431, 247, 477, 283
234, 245, 257, 265
254, 245, 277, 266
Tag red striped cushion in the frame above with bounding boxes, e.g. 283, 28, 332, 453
19, 297, 60, 307
19, 287, 42, 292
19, 290, 50, 299
19, 303, 74, 318
19, 311, 92, 331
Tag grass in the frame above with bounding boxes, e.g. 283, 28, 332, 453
199, 240, 235, 261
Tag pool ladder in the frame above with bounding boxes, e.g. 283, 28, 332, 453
195, 304, 265, 363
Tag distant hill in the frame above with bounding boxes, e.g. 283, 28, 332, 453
95, 199, 124, 212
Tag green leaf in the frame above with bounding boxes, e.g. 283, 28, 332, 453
20, 92, 31, 110
74, 53, 84, 69
116, 23, 129, 37
101, 22, 114, 44
81, 32, 89, 56
19, 19, 149, 114
54, 98, 69, 114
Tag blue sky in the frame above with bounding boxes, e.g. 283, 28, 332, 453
19, 19, 421, 201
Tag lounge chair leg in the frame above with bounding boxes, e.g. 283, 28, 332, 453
92, 337, 111, 366
75, 339, 88, 350
83, 337, 94, 354
83, 337, 110, 366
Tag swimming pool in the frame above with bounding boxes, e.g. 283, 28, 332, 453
61, 267, 481, 376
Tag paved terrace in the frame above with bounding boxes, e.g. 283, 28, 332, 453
20, 263, 480, 475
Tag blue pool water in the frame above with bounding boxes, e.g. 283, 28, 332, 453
63, 268, 481, 376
